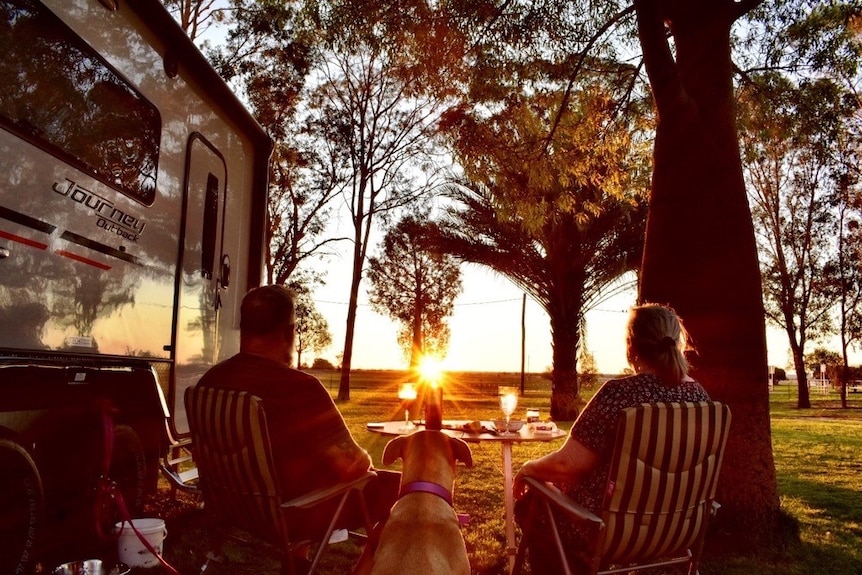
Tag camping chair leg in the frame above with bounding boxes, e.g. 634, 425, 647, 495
199, 519, 230, 574
306, 489, 353, 574
199, 551, 224, 574
512, 493, 574, 575
540, 497, 574, 575
511, 497, 538, 575
687, 502, 720, 575
344, 487, 374, 543
358, 487, 374, 535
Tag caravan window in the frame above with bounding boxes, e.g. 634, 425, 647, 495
0, 0, 161, 206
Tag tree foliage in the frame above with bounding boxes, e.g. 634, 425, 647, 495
300, 0, 459, 400
738, 76, 849, 408
366, 214, 462, 369
162, 0, 226, 41
293, 288, 332, 370
440, 77, 650, 420
738, 1, 862, 408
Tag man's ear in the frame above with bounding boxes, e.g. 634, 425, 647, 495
382, 436, 406, 465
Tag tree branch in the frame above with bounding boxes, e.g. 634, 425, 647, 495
634, 0, 680, 119
732, 0, 767, 21
543, 4, 636, 152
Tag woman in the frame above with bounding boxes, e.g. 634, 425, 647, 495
513, 303, 710, 573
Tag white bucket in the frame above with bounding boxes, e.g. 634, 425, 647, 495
113, 518, 167, 568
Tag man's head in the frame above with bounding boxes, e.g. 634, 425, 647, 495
240, 285, 296, 365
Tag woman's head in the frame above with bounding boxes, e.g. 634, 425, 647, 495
626, 303, 692, 384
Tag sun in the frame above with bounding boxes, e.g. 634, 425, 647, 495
417, 355, 444, 383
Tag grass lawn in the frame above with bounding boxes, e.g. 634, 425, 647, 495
152, 371, 862, 574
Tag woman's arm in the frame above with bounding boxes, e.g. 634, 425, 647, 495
513, 436, 598, 499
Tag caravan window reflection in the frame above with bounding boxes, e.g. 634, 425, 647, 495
0, 0, 161, 205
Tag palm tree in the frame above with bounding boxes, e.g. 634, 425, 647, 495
440, 183, 646, 420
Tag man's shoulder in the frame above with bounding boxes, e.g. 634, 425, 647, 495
197, 354, 321, 391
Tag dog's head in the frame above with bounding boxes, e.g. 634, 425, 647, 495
382, 430, 473, 470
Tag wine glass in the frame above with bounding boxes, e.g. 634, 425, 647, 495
398, 383, 417, 430
498, 386, 518, 434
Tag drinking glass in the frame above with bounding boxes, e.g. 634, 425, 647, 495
398, 383, 417, 430
498, 386, 518, 433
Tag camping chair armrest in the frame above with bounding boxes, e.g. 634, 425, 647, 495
281, 470, 377, 510
524, 476, 603, 527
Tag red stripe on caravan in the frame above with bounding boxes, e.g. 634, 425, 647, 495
0, 229, 49, 250
55, 250, 111, 270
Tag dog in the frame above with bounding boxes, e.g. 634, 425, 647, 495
353, 430, 473, 575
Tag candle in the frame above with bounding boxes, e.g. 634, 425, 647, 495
425, 381, 443, 430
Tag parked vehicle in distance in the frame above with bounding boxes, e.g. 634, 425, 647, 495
0, 0, 271, 570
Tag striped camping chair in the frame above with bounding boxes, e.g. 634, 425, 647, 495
185, 385, 376, 575
514, 401, 731, 575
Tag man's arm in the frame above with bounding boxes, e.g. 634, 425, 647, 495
322, 432, 372, 482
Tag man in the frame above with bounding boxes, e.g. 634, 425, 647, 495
195, 285, 399, 564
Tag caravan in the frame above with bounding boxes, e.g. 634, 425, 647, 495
0, 0, 271, 569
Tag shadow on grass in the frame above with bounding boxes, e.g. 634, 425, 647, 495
716, 475, 862, 575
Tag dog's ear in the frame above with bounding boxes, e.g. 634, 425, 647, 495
382, 435, 405, 465
450, 437, 473, 468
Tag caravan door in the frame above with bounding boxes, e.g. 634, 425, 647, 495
172, 134, 229, 431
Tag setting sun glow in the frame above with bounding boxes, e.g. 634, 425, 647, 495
417, 356, 444, 383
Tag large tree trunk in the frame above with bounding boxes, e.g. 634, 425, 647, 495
635, 0, 779, 552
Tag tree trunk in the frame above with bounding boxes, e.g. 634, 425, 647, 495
635, 0, 779, 552
549, 306, 581, 421
409, 297, 423, 371
338, 239, 364, 401
790, 340, 811, 409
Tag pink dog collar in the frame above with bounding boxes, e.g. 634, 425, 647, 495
399, 481, 453, 507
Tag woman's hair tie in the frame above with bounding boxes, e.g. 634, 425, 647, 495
661, 336, 676, 348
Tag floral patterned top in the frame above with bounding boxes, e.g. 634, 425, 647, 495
562, 373, 710, 514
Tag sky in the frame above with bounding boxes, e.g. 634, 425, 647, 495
189, 11, 852, 377
308, 253, 807, 375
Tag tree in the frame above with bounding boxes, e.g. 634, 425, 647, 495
293, 289, 332, 370
438, 0, 856, 547
738, 0, 862, 408
301, 1, 458, 400
739, 76, 846, 409
633, 0, 780, 550
805, 347, 843, 386
835, 165, 862, 408
366, 214, 462, 369
202, 1, 355, 288
162, 0, 225, 42
439, 80, 649, 420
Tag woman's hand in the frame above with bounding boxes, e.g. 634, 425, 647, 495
513, 460, 534, 500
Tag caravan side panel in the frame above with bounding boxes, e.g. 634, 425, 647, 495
0, 0, 270, 568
